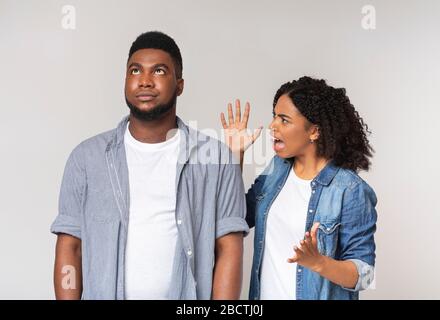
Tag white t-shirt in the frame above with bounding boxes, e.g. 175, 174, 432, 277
260, 167, 312, 300
124, 124, 180, 300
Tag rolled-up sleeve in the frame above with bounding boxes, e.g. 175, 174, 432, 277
215, 147, 249, 239
343, 258, 375, 292
339, 181, 377, 291
50, 146, 86, 240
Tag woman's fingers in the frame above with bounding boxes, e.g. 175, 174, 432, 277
242, 102, 250, 127
287, 245, 301, 263
304, 231, 317, 255
252, 126, 263, 143
311, 222, 320, 246
304, 232, 312, 246
227, 103, 234, 126
300, 239, 311, 255
220, 112, 228, 129
235, 99, 241, 124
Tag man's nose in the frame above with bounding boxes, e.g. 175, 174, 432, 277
138, 73, 154, 88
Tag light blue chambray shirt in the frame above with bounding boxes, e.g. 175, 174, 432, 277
51, 115, 249, 299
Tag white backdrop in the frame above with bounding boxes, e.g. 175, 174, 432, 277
1, 0, 439, 299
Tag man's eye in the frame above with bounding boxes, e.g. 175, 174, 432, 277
155, 68, 165, 75
131, 68, 140, 75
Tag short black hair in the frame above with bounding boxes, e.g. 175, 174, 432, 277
128, 31, 183, 78
273, 76, 374, 172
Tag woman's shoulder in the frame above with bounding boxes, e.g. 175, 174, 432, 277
333, 167, 365, 188
332, 167, 377, 205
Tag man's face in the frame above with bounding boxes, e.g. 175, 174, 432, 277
125, 48, 184, 121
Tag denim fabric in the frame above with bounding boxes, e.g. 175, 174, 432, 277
247, 156, 377, 300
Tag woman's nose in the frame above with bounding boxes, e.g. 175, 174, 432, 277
269, 119, 277, 131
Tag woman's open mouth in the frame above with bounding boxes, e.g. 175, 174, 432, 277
273, 138, 286, 152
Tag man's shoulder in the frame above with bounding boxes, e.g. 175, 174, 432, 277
68, 128, 116, 163
186, 126, 235, 164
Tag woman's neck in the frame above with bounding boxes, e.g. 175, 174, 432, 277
293, 154, 329, 180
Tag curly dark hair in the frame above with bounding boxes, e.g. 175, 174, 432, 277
273, 76, 373, 172
128, 31, 183, 79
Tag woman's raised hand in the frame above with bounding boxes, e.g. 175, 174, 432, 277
220, 99, 263, 154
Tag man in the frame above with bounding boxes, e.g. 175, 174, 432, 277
51, 31, 249, 300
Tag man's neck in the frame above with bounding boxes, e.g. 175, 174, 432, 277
128, 112, 178, 144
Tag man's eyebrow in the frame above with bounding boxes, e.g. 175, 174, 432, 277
151, 63, 170, 70
127, 62, 142, 69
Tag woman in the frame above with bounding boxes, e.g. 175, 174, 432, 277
220, 76, 377, 300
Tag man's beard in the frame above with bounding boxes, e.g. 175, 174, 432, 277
125, 92, 177, 122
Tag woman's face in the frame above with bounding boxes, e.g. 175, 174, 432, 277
269, 94, 319, 159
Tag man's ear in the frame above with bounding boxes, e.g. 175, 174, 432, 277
176, 78, 184, 96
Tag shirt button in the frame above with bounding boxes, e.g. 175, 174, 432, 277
326, 227, 331, 231
312, 190, 315, 194
177, 219, 182, 225
187, 249, 192, 256
298, 269, 302, 272
309, 209, 313, 213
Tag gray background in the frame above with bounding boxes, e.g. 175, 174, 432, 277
1, 0, 439, 299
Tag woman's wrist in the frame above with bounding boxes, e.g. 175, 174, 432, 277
311, 254, 328, 274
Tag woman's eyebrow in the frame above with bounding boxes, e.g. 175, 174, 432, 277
275, 113, 292, 119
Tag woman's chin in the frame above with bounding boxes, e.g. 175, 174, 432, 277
274, 149, 290, 159
273, 147, 295, 159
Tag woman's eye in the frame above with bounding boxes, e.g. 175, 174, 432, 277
155, 68, 165, 75
281, 118, 288, 124
131, 68, 140, 75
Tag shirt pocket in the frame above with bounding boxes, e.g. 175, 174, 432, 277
317, 221, 341, 257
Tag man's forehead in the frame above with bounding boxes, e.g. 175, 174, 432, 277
128, 48, 173, 66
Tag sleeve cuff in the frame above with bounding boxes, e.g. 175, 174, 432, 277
50, 214, 82, 240
343, 259, 375, 292
216, 217, 250, 239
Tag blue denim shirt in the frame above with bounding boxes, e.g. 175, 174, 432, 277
50, 115, 249, 299
246, 156, 377, 300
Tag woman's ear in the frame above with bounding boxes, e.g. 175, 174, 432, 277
309, 125, 320, 141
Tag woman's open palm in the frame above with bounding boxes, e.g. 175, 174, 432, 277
220, 99, 262, 154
